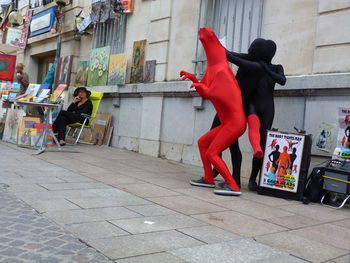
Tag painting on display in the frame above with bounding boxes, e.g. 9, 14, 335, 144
87, 46, 110, 87
259, 131, 305, 193
6, 27, 22, 48
54, 56, 73, 88
108, 53, 127, 85
17, 117, 41, 146
143, 60, 156, 83
0, 55, 16, 81
2, 108, 25, 144
314, 122, 336, 153
130, 40, 146, 83
75, 61, 89, 87
49, 84, 67, 103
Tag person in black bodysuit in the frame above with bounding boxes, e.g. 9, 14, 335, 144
268, 144, 281, 171
212, 38, 286, 191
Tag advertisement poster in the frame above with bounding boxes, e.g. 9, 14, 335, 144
337, 107, 350, 148
259, 131, 305, 193
314, 122, 336, 153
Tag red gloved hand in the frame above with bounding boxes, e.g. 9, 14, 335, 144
190, 83, 209, 99
180, 70, 199, 83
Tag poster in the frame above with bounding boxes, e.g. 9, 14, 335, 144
130, 40, 146, 83
143, 60, 156, 83
337, 107, 350, 148
259, 131, 305, 193
54, 56, 73, 88
108, 53, 127, 85
87, 46, 110, 87
17, 117, 41, 146
314, 122, 336, 152
0, 55, 16, 82
75, 61, 89, 86
2, 108, 25, 144
6, 27, 22, 48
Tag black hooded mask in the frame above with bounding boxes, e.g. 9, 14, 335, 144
248, 38, 276, 63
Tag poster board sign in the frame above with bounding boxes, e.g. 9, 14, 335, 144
337, 107, 350, 148
258, 130, 312, 200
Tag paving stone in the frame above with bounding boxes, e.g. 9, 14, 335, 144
65, 221, 129, 241
148, 195, 228, 215
255, 232, 348, 263
170, 239, 289, 263
87, 230, 204, 259
192, 211, 287, 237
0, 188, 112, 263
331, 254, 350, 263
39, 182, 112, 191
110, 214, 207, 234
116, 252, 185, 263
291, 223, 350, 250
66, 195, 151, 208
266, 214, 323, 229
25, 199, 81, 213
218, 199, 296, 220
125, 204, 178, 216
177, 225, 242, 244
332, 219, 350, 229
280, 204, 349, 222
45, 207, 142, 225
119, 183, 180, 197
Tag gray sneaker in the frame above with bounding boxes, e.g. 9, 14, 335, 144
214, 183, 242, 196
190, 178, 215, 188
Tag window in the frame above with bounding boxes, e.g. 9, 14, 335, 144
92, 13, 126, 54
193, 0, 264, 76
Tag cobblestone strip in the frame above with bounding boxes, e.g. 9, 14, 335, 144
0, 188, 113, 263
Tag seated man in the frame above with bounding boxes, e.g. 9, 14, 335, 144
53, 87, 93, 146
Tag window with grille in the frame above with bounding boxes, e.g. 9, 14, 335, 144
92, 14, 126, 54
193, 0, 264, 77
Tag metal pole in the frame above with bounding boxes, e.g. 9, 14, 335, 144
194, 0, 203, 76
248, 0, 255, 47
217, 0, 223, 36
224, 0, 230, 37
231, 0, 238, 51
239, 0, 246, 52
257, 0, 265, 37
210, 0, 216, 28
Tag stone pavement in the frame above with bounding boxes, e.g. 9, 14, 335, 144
0, 141, 350, 263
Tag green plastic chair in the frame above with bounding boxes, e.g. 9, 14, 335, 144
67, 91, 104, 145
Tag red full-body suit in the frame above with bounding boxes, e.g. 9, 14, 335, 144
180, 28, 246, 191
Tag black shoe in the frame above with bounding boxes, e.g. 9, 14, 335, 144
248, 181, 258, 191
212, 169, 219, 178
60, 143, 66, 146
214, 183, 241, 196
190, 178, 215, 188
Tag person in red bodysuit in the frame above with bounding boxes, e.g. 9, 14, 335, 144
275, 146, 291, 175
180, 27, 246, 195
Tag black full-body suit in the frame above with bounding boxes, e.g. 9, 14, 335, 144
211, 38, 286, 187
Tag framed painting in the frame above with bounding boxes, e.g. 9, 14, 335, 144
143, 60, 156, 83
2, 107, 25, 144
108, 53, 127, 85
87, 46, 111, 87
54, 56, 73, 88
75, 61, 89, 87
17, 116, 41, 146
130, 40, 146, 83
0, 55, 16, 81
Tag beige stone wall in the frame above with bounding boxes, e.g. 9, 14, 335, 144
262, 0, 350, 75
261, 0, 319, 75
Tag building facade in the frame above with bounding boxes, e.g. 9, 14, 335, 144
6, 0, 350, 176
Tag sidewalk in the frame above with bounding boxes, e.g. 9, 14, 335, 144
0, 141, 349, 263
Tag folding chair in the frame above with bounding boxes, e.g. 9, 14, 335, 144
66, 91, 104, 145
